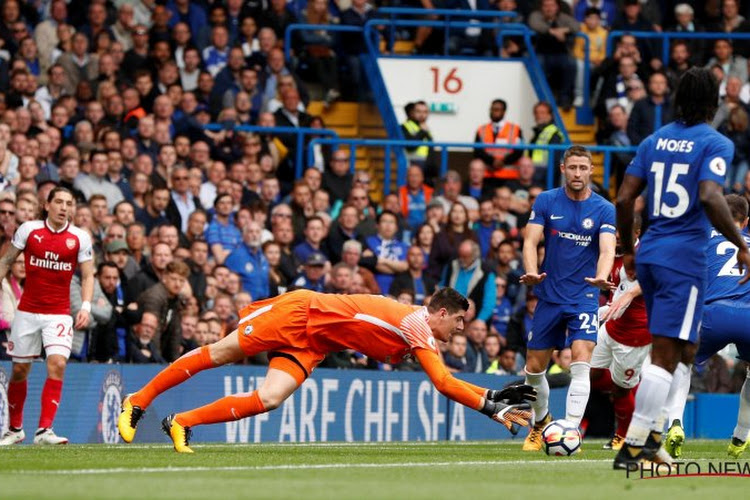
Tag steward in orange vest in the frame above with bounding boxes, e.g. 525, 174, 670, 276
473, 99, 524, 181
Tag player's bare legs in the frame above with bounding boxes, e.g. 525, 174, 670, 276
567, 339, 595, 427
119, 331, 247, 443
207, 330, 251, 365
10, 362, 31, 382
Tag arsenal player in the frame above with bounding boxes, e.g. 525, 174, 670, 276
590, 220, 651, 451
0, 187, 94, 446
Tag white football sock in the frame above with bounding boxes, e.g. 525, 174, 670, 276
625, 364, 673, 447
525, 368, 549, 424
565, 362, 591, 427
734, 369, 750, 442
665, 362, 691, 427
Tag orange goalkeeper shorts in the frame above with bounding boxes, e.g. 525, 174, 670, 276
236, 290, 325, 382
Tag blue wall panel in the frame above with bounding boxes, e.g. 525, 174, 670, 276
0, 363, 734, 444
0, 363, 568, 444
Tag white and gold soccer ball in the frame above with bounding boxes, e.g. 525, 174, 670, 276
542, 419, 582, 456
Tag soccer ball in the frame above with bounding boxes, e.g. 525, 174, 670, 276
541, 419, 581, 456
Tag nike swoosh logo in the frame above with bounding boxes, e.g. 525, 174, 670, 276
551, 215, 564, 220
51, 400, 60, 407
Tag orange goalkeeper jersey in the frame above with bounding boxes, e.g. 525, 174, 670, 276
306, 293, 438, 365
307, 293, 485, 411
237, 291, 486, 410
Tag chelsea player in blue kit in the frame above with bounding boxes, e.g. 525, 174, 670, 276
698, 195, 750, 458
520, 145, 617, 451
615, 68, 750, 469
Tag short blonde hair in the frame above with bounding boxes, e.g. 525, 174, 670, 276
562, 145, 592, 165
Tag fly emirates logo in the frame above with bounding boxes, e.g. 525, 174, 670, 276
29, 251, 72, 271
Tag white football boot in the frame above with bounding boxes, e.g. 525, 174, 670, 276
0, 428, 25, 445
33, 428, 69, 445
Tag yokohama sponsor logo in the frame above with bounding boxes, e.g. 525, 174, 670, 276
555, 231, 592, 246
29, 255, 72, 271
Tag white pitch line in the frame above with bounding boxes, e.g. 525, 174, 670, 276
7, 459, 614, 475
0, 442, 536, 451
0, 439, 725, 451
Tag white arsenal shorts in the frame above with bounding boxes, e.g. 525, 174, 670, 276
7, 310, 74, 363
590, 322, 651, 389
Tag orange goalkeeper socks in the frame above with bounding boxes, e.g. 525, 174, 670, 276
131, 346, 214, 409
175, 390, 267, 427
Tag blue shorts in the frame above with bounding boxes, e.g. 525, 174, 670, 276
636, 262, 704, 343
696, 300, 750, 364
527, 299, 599, 350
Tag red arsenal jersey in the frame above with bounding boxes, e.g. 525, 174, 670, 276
12, 220, 93, 315
606, 255, 651, 347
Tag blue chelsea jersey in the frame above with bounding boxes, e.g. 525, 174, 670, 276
528, 188, 616, 306
704, 228, 750, 304
626, 122, 733, 272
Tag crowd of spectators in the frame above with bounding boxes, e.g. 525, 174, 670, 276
0, 0, 748, 393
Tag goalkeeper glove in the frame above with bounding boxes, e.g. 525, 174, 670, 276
480, 399, 532, 431
486, 384, 537, 404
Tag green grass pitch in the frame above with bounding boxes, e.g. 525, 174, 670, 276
1, 440, 748, 499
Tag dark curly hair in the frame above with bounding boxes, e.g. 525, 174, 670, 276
674, 67, 719, 126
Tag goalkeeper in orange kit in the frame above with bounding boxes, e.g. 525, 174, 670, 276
118, 288, 536, 452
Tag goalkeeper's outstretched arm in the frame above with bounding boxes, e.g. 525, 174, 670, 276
413, 348, 533, 429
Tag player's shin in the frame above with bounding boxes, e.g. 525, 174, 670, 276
666, 362, 691, 427
7, 379, 27, 429
175, 390, 267, 427
38, 378, 63, 429
613, 388, 635, 438
734, 370, 750, 442
624, 364, 673, 450
131, 346, 215, 409
525, 369, 550, 423
565, 362, 591, 428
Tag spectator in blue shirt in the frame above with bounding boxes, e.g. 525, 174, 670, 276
464, 319, 490, 373
490, 275, 513, 339
366, 210, 409, 294
444, 331, 471, 373
473, 198, 503, 258
292, 252, 328, 291
293, 215, 328, 264
167, 0, 208, 42
202, 25, 231, 77
495, 239, 524, 307
225, 220, 270, 301
205, 193, 242, 264
135, 185, 170, 233
574, 0, 616, 27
